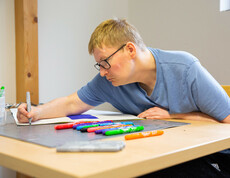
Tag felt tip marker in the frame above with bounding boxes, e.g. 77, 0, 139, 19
87, 124, 133, 133
105, 126, 144, 136
72, 121, 112, 129
78, 124, 99, 131
75, 121, 113, 130
54, 123, 75, 130
95, 127, 118, 134
125, 130, 164, 140
85, 122, 133, 132
72, 122, 98, 129
55, 120, 113, 130
54, 121, 98, 130
100, 125, 140, 135
82, 121, 133, 132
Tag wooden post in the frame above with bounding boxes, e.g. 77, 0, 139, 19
222, 85, 230, 97
15, 0, 39, 105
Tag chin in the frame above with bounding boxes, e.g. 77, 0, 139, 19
111, 81, 124, 87
111, 83, 119, 87
111, 81, 119, 87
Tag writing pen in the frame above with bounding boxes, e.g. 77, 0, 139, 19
26, 91, 32, 125
125, 130, 164, 140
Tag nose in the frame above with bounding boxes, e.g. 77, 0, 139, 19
100, 67, 108, 77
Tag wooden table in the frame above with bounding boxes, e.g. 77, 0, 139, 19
1, 119, 230, 178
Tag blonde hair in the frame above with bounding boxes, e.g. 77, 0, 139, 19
88, 18, 146, 54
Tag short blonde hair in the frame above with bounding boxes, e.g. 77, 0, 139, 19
88, 18, 146, 55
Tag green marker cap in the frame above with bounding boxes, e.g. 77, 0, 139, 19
0, 86, 5, 97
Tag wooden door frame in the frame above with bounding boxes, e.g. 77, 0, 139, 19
15, 0, 39, 105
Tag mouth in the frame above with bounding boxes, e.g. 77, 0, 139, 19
107, 78, 113, 82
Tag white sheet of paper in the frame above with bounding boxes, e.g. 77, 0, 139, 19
10, 108, 141, 126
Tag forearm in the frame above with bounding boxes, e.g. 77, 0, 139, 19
37, 97, 72, 119
138, 107, 219, 123
37, 93, 93, 119
170, 112, 219, 123
222, 115, 230, 123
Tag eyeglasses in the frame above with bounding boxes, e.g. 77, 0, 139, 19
94, 44, 126, 71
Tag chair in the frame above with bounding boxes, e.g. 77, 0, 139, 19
222, 85, 230, 97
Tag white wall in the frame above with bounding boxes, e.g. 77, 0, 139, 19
2, 0, 230, 105
38, 0, 129, 111
0, 0, 16, 104
0, 0, 16, 177
129, 0, 230, 84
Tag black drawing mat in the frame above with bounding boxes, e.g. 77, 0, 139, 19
0, 111, 190, 148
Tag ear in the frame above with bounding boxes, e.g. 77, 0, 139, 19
125, 42, 136, 58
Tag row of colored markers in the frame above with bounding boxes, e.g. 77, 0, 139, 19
54, 120, 164, 140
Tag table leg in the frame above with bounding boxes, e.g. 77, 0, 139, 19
16, 172, 33, 178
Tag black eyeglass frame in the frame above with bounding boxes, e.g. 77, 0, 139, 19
94, 44, 126, 71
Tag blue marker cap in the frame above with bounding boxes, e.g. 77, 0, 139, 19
119, 121, 133, 125
99, 122, 114, 126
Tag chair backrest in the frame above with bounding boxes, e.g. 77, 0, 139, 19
222, 85, 230, 97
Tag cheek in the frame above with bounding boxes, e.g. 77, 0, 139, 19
109, 62, 123, 76
112, 63, 122, 71
113, 60, 133, 75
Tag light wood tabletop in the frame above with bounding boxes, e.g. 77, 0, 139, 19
1, 119, 230, 178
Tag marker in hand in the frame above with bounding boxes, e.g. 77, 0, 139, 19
26, 92, 32, 125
